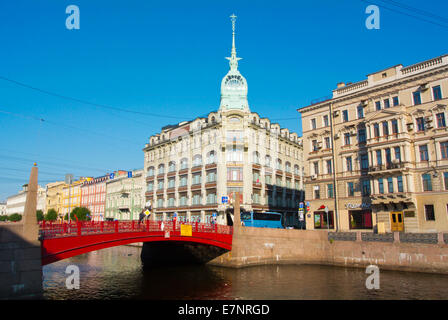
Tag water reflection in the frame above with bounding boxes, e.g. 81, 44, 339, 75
43, 246, 448, 300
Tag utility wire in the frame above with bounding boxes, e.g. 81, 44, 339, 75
378, 0, 448, 24
361, 0, 448, 30
0, 75, 192, 120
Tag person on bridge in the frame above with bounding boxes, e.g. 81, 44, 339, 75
138, 210, 146, 225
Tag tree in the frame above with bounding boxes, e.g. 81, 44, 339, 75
36, 210, 44, 222
66, 207, 91, 221
45, 209, 58, 221
0, 215, 7, 222
8, 213, 22, 222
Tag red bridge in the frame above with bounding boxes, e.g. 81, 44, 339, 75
39, 220, 233, 266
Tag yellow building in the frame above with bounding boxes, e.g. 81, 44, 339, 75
45, 181, 66, 216
62, 177, 91, 217
298, 54, 448, 233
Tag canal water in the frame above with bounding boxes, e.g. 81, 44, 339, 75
43, 245, 448, 300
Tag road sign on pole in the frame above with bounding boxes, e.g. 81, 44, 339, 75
222, 196, 229, 204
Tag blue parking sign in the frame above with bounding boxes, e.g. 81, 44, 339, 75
222, 196, 228, 204
299, 202, 304, 208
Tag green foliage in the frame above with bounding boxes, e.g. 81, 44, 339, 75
45, 209, 58, 221
66, 207, 91, 221
0, 215, 7, 222
36, 210, 44, 221
8, 213, 22, 222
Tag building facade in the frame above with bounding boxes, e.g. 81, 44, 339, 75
105, 169, 144, 221
62, 177, 90, 217
6, 184, 46, 216
81, 175, 108, 221
298, 54, 448, 233
143, 16, 304, 225
46, 181, 66, 216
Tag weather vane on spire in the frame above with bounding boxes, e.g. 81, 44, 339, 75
227, 13, 241, 71
230, 13, 237, 33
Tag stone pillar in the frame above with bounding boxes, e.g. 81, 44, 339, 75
22, 165, 39, 242
233, 192, 241, 230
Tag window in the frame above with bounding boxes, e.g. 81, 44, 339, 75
374, 123, 380, 137
378, 178, 384, 194
361, 180, 371, 196
360, 154, 369, 170
422, 174, 432, 191
206, 171, 216, 183
180, 158, 188, 170
207, 151, 216, 164
180, 175, 188, 187
227, 146, 243, 162
158, 180, 164, 190
192, 194, 201, 205
313, 162, 319, 175
397, 176, 404, 193
437, 113, 446, 128
346, 156, 353, 172
349, 210, 373, 230
385, 148, 392, 165
147, 167, 154, 177
419, 145, 429, 161
391, 119, 399, 134
387, 177, 394, 193
207, 193, 217, 204
327, 184, 334, 198
413, 91, 422, 105
393, 96, 399, 106
265, 175, 272, 184
169, 162, 176, 172
382, 121, 389, 136
312, 140, 318, 152
192, 174, 201, 185
416, 117, 425, 131
358, 128, 366, 143
311, 118, 317, 130
323, 115, 329, 127
442, 142, 448, 159
384, 98, 390, 109
444, 172, 448, 190
227, 167, 243, 181
253, 171, 260, 183
253, 151, 260, 164
324, 137, 331, 149
147, 183, 154, 192
376, 150, 382, 166
314, 186, 320, 199
342, 110, 349, 122
433, 85, 442, 101
425, 204, 435, 221
168, 178, 175, 189
394, 147, 401, 162
158, 164, 165, 175
357, 106, 364, 119
326, 159, 332, 174
375, 101, 381, 111
344, 133, 351, 145
348, 182, 355, 196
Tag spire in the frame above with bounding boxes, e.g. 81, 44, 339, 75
226, 13, 241, 71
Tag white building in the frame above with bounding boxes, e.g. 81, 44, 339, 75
6, 184, 46, 216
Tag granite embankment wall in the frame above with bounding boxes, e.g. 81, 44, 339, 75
209, 226, 448, 274
0, 223, 43, 299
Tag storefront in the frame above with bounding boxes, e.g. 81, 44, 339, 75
313, 211, 334, 229
348, 209, 373, 229
190, 211, 201, 222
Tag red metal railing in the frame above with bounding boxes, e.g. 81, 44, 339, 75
39, 220, 233, 240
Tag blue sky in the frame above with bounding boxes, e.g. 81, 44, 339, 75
0, 0, 447, 201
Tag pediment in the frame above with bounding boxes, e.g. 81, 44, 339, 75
365, 109, 402, 122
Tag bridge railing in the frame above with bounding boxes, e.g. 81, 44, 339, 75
39, 220, 233, 239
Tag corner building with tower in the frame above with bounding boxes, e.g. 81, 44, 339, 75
143, 16, 304, 225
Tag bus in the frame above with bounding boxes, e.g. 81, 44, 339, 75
240, 211, 284, 229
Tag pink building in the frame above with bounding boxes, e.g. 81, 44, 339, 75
81, 175, 108, 221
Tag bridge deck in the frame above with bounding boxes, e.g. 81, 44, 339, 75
39, 220, 233, 265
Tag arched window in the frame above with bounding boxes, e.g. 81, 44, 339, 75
168, 161, 176, 172
285, 161, 291, 173
207, 150, 216, 164
193, 155, 202, 167
253, 151, 260, 164
294, 165, 299, 175
265, 155, 271, 167
276, 159, 282, 170
147, 166, 155, 177
158, 164, 165, 175
180, 158, 188, 170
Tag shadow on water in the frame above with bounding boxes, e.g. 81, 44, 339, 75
43, 246, 448, 300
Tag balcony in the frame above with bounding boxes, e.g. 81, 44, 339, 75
191, 165, 203, 173
369, 161, 409, 175
205, 182, 217, 189
205, 163, 217, 170
191, 184, 202, 191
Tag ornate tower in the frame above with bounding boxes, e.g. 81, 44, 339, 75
219, 14, 250, 112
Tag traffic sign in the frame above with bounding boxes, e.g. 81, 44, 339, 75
109, 173, 115, 179
144, 209, 150, 216
299, 202, 304, 208
127, 171, 133, 178
222, 196, 229, 204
